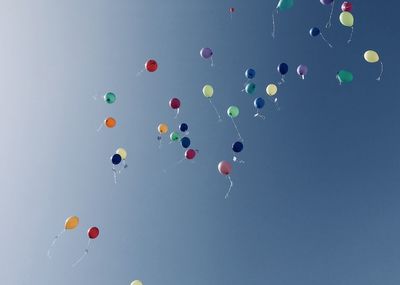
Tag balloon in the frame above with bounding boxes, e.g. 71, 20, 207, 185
245, 82, 256, 94
200, 48, 213, 59
309, 27, 320, 37
339, 11, 354, 27
218, 161, 232, 175
232, 141, 243, 153
65, 216, 79, 230
254, 97, 265, 109
227, 106, 239, 118
179, 123, 188, 132
181, 137, 191, 148
337, 70, 353, 83
245, 68, 256, 79
104, 92, 116, 104
145, 59, 158, 72
116, 148, 127, 160
202, 84, 214, 98
266, 84, 278, 96
364, 50, 379, 63
169, 98, 181, 109
88, 227, 99, 239
185, 149, 196, 160
341, 1, 352, 12
229, 7, 235, 13
297, 65, 308, 78
131, 281, 143, 285
170, 132, 180, 142
158, 123, 168, 134
105, 117, 116, 128
320, 0, 333, 4
276, 0, 294, 11
111, 153, 122, 165
277, 63, 289, 75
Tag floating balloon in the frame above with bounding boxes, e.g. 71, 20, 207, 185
309, 27, 333, 48
104, 92, 116, 104
254, 97, 266, 119
181, 137, 191, 148
202, 85, 214, 98
336, 70, 353, 84
245, 82, 256, 94
111, 154, 122, 165
158, 123, 169, 134
185, 149, 196, 160
339, 11, 354, 43
47, 216, 80, 259
266, 84, 278, 96
170, 132, 180, 142
145, 59, 158, 72
200, 48, 214, 66
72, 226, 100, 267
131, 281, 143, 285
297, 64, 308, 79
320, 0, 335, 28
88, 227, 100, 239
169, 98, 181, 118
341, 1, 352, 12
232, 141, 244, 153
229, 7, 235, 13
105, 117, 116, 128
245, 68, 256, 79
116, 148, 128, 169
218, 161, 234, 199
277, 63, 288, 84
179, 123, 188, 133
227, 106, 239, 118
364, 50, 383, 81
272, 0, 294, 38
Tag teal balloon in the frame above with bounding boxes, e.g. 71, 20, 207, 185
277, 0, 294, 11
104, 92, 116, 104
337, 70, 353, 84
227, 106, 239, 118
245, 82, 256, 94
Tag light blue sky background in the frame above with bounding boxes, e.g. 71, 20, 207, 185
1, 0, 400, 284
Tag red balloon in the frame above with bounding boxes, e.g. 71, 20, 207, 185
341, 1, 352, 12
88, 227, 99, 239
185, 149, 196, 160
229, 7, 235, 13
145, 59, 158, 72
169, 98, 181, 109
218, 161, 232, 176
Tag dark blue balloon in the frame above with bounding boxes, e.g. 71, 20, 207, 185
254, 97, 265, 109
111, 153, 122, 165
232, 141, 244, 153
181, 137, 191, 148
277, 63, 289, 75
245, 68, 256, 79
179, 123, 188, 132
309, 27, 320, 37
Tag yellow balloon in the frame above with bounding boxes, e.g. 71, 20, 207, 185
116, 148, 127, 160
266, 84, 278, 96
202, 84, 214, 98
158, 123, 168, 134
64, 216, 79, 230
131, 281, 143, 285
339, 11, 354, 27
364, 50, 379, 63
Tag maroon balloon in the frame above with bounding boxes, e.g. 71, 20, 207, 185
185, 149, 196, 160
145, 59, 158, 72
200, 48, 213, 59
218, 161, 232, 176
341, 1, 352, 11
229, 7, 235, 13
169, 98, 181, 109
88, 227, 99, 239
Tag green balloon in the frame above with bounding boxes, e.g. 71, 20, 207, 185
104, 92, 116, 104
227, 106, 239, 118
277, 0, 294, 11
169, 132, 180, 142
245, 82, 256, 94
337, 70, 353, 84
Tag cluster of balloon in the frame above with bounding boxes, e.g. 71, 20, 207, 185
320, 0, 335, 28
266, 83, 280, 110
227, 106, 243, 142
232, 141, 245, 163
137, 59, 158, 76
336, 69, 353, 85
229, 7, 235, 19
157, 123, 168, 148
309, 27, 333, 48
200, 47, 214, 67
297, 64, 308, 80
72, 226, 100, 267
277, 62, 289, 84
272, 0, 294, 38
364, 50, 383, 81
218, 161, 234, 199
203, 84, 222, 122
169, 97, 181, 118
339, 2, 354, 43
111, 148, 128, 184
47, 216, 79, 259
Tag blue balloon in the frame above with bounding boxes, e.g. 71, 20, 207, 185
181, 137, 191, 148
254, 97, 265, 109
309, 27, 320, 37
232, 141, 244, 153
245, 68, 256, 79
277, 63, 289, 75
111, 153, 122, 165
179, 123, 188, 132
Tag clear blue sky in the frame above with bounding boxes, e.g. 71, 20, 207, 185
1, 0, 400, 284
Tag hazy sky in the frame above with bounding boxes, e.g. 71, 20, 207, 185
1, 0, 400, 284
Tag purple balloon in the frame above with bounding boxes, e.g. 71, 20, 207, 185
320, 0, 334, 5
297, 65, 308, 76
200, 47, 213, 59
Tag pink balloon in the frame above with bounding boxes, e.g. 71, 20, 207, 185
218, 161, 232, 175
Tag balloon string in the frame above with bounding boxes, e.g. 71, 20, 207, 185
271, 12, 276, 38
224, 175, 234, 199
320, 32, 333, 48
347, 27, 354, 44
96, 123, 104, 132
118, 160, 128, 174
47, 229, 65, 259
302, 75, 305, 80
209, 99, 222, 122
336, 74, 342, 85
377, 61, 384, 81
174, 108, 179, 119
325, 0, 335, 28
210, 56, 214, 67
233, 156, 245, 164
136, 68, 145, 77
112, 167, 117, 184
278, 75, 285, 85
162, 158, 185, 173
254, 111, 266, 120
231, 118, 243, 142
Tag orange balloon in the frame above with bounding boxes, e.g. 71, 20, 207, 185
105, 117, 116, 128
